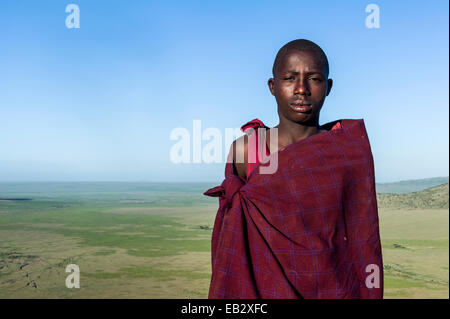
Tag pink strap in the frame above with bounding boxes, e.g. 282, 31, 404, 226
240, 119, 269, 179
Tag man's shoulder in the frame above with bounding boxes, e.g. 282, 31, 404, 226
231, 135, 249, 179
232, 134, 248, 161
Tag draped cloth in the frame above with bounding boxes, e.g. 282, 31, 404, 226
204, 119, 383, 299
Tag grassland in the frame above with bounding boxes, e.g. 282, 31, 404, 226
0, 181, 448, 298
379, 208, 448, 298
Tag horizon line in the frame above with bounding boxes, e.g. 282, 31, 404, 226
0, 176, 448, 185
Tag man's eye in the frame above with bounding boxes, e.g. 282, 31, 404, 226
310, 78, 322, 82
284, 77, 294, 80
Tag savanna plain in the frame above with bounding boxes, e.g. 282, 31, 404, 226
0, 179, 448, 298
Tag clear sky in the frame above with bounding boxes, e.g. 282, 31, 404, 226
1, 0, 448, 183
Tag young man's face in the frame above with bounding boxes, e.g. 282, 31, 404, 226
268, 49, 332, 125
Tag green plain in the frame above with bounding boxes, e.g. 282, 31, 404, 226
0, 182, 448, 298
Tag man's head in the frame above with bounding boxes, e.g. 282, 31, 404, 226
268, 39, 332, 126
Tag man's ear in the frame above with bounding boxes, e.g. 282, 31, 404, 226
268, 78, 275, 96
326, 78, 333, 96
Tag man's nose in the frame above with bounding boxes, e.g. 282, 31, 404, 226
294, 78, 310, 95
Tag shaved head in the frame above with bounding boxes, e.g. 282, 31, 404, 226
272, 39, 329, 77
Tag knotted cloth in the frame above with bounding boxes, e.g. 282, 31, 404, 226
204, 119, 383, 299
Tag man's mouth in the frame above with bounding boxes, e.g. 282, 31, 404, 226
290, 103, 312, 113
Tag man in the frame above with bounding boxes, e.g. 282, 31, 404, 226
204, 39, 383, 299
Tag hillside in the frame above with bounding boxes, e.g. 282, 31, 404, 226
376, 177, 449, 194
377, 183, 449, 209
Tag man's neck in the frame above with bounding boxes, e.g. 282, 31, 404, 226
276, 118, 321, 146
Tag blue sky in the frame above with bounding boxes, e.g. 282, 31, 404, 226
1, 0, 448, 183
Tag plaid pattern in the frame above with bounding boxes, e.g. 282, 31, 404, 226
204, 119, 383, 299
244, 119, 342, 179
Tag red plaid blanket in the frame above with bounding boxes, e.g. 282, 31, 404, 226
204, 119, 383, 299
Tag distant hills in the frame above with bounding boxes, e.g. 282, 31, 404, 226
375, 177, 449, 194
377, 183, 449, 209
0, 177, 448, 210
